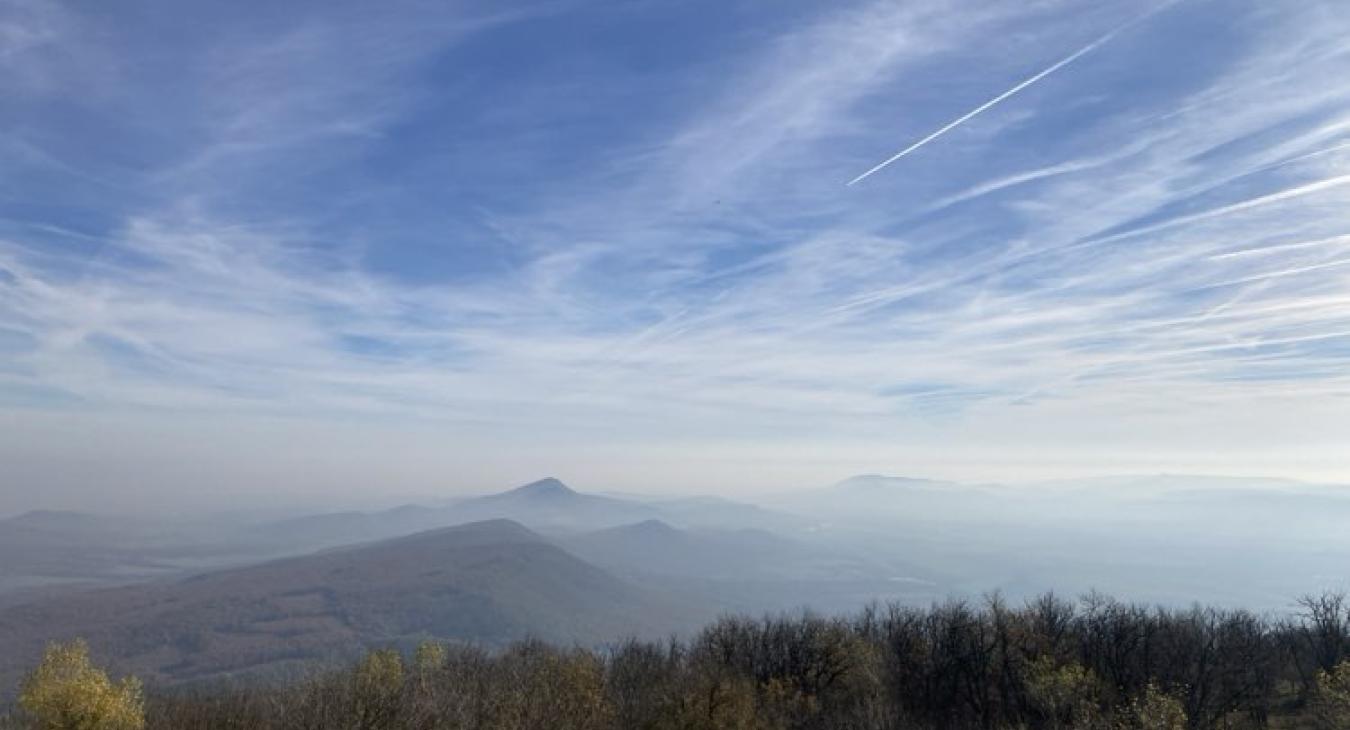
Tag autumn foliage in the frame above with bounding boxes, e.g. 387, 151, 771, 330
16, 640, 144, 730
5, 592, 1350, 729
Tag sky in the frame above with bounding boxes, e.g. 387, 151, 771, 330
2, 0, 1350, 513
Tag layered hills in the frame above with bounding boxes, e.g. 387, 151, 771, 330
0, 519, 702, 690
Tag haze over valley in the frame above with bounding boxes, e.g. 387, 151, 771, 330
3, 0, 1350, 726
4, 472, 1349, 695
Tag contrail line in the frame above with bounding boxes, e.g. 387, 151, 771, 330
847, 4, 1176, 186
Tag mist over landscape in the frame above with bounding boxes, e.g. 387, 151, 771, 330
3, 473, 1349, 695
3, 0, 1350, 727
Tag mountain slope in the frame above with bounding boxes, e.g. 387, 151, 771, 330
248, 478, 808, 554
0, 519, 701, 689
562, 519, 816, 580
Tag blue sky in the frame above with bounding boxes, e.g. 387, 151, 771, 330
2, 0, 1349, 511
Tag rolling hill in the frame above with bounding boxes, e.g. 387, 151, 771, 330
0, 519, 703, 691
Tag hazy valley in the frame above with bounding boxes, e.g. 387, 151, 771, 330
4, 473, 1350, 699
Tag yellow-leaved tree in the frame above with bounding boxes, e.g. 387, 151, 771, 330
1314, 660, 1350, 730
1120, 682, 1187, 730
351, 648, 405, 730
18, 639, 144, 730
1025, 657, 1102, 730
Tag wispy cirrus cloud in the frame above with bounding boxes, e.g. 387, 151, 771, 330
1, 0, 1349, 510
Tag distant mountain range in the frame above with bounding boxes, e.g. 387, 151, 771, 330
249, 477, 800, 553
5, 471, 1350, 695
0, 477, 801, 598
0, 519, 705, 691
772, 473, 1350, 538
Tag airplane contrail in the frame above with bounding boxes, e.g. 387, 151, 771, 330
847, 5, 1176, 186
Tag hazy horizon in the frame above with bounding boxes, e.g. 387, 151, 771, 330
1, 461, 1346, 519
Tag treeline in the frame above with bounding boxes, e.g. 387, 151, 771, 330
6, 592, 1350, 729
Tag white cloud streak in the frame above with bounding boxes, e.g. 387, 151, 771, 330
846, 1, 1178, 185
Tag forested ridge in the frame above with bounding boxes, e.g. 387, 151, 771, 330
6, 592, 1350, 729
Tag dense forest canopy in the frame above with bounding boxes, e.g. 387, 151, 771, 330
5, 591, 1350, 729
